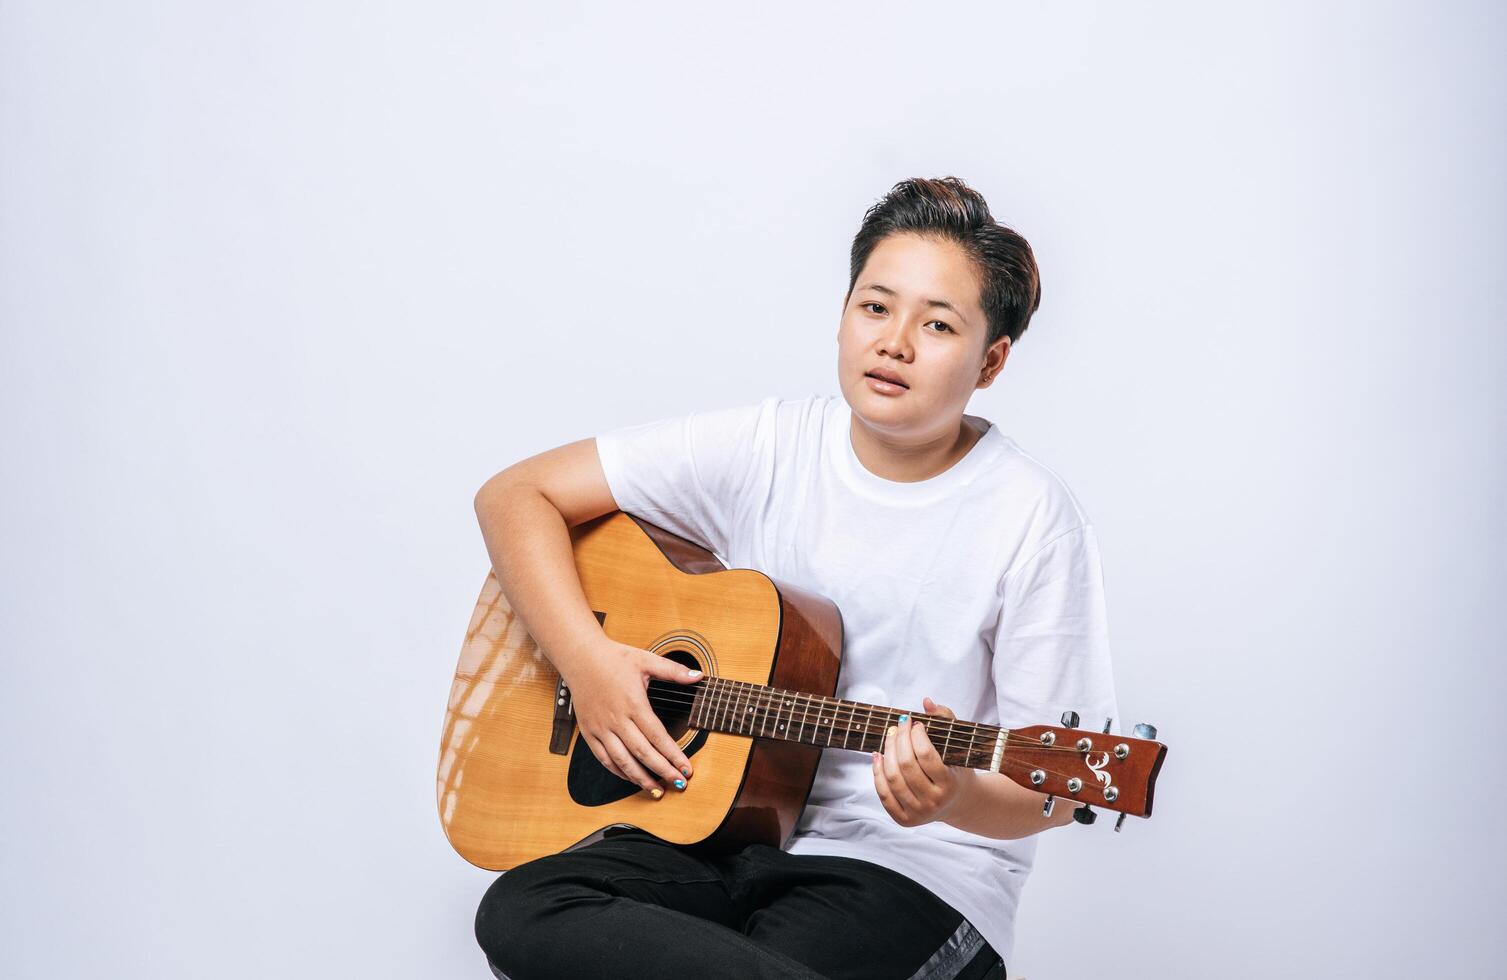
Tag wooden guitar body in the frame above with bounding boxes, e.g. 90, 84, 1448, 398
437, 511, 844, 871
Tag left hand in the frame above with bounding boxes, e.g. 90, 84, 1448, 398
872, 696, 975, 828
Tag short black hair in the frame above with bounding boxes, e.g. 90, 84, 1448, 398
845, 176, 1042, 349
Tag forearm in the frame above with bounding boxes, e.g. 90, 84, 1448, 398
941, 769, 1082, 839
473, 479, 606, 679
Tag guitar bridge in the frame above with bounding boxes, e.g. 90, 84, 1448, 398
549, 675, 576, 755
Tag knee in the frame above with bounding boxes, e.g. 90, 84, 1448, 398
474, 868, 533, 969
473, 861, 581, 971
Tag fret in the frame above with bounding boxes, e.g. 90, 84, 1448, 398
680, 675, 1009, 774
966, 726, 984, 769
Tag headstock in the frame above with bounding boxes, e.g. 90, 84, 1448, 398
1000, 712, 1167, 829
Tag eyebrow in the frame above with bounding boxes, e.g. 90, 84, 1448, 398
857, 283, 968, 326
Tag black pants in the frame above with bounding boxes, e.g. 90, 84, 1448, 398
474, 828, 1005, 980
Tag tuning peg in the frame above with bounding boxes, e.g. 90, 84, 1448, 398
1060, 710, 1080, 728
1133, 723, 1158, 741
1114, 813, 1127, 833
1072, 804, 1097, 825
1101, 717, 1113, 734
1042, 794, 1056, 817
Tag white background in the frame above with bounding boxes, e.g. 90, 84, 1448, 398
3, 2, 1503, 977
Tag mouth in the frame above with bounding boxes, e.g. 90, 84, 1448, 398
865, 370, 909, 390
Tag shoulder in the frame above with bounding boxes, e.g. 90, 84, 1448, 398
977, 435, 1095, 570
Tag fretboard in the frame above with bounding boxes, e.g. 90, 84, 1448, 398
678, 675, 1007, 772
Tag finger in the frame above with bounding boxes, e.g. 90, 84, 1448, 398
894, 716, 937, 797
600, 731, 664, 799
643, 654, 704, 686
910, 721, 950, 784
584, 734, 628, 782
922, 696, 956, 720
635, 708, 693, 782
619, 720, 683, 790
871, 751, 906, 822
883, 724, 925, 812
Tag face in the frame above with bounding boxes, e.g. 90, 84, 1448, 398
837, 232, 1010, 441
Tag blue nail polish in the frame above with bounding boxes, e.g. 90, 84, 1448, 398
898, 714, 910, 724
681, 766, 691, 777
674, 778, 686, 790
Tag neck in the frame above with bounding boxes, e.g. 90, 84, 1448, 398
848, 412, 984, 483
663, 675, 1008, 773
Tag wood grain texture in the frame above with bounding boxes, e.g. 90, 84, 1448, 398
436, 511, 844, 870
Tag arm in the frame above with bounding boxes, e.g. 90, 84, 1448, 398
472, 438, 619, 677
872, 700, 1082, 839
942, 767, 1081, 838
473, 438, 702, 796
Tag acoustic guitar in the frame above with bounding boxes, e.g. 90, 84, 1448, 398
437, 510, 1167, 871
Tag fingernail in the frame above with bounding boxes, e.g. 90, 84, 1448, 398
888, 725, 898, 737
674, 778, 686, 790
687, 670, 702, 677
898, 714, 910, 724
649, 787, 664, 800
681, 766, 692, 778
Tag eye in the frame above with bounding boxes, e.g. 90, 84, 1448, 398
927, 321, 954, 334
862, 302, 886, 315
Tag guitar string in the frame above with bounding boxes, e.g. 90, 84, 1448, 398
653, 675, 1119, 749
636, 682, 1121, 756
635, 689, 1122, 783
636, 686, 1099, 788
638, 686, 1118, 759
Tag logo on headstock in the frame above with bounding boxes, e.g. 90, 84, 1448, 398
1085, 751, 1112, 788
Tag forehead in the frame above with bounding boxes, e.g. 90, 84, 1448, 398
856, 233, 984, 316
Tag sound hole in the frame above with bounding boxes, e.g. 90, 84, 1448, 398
649, 648, 703, 740
565, 648, 708, 808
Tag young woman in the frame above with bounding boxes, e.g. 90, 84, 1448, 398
470, 176, 1118, 980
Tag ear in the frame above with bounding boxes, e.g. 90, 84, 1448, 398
977, 336, 1011, 388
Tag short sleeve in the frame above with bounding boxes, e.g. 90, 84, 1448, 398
594, 397, 772, 560
990, 524, 1120, 734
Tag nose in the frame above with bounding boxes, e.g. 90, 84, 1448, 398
876, 316, 913, 362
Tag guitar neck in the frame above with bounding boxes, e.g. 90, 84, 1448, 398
668, 675, 1011, 773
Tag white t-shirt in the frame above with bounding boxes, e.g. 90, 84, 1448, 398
594, 392, 1119, 965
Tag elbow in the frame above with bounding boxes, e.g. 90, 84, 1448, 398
474, 469, 528, 515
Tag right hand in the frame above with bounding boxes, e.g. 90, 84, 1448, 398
557, 637, 701, 797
